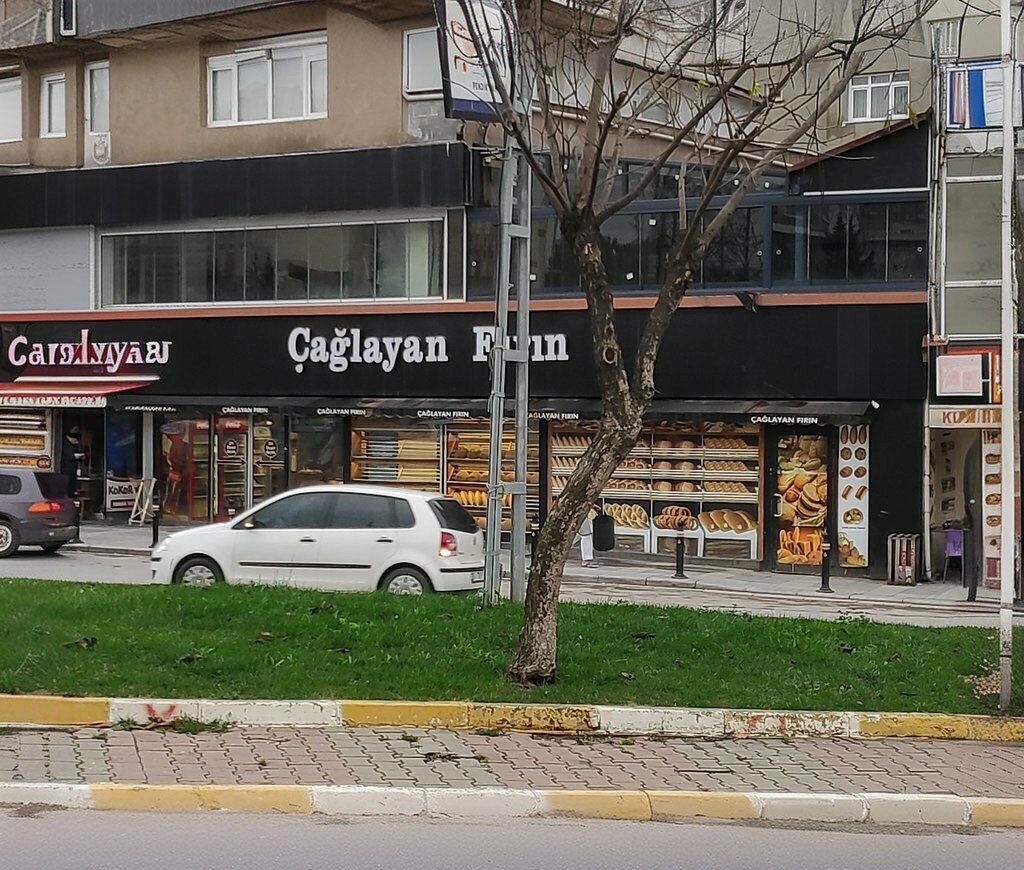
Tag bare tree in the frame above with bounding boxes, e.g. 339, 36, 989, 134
456, 0, 934, 683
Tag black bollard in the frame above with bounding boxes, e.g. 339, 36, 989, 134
818, 539, 833, 593
674, 534, 687, 579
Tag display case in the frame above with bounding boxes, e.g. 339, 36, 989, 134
549, 420, 762, 559
350, 422, 442, 489
445, 420, 540, 533
0, 410, 50, 467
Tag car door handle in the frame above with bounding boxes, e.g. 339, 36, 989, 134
299, 537, 317, 543
376, 537, 394, 543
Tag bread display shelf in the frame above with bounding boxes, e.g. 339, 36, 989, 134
551, 486, 758, 504
353, 455, 440, 462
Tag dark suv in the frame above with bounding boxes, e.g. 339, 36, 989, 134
0, 469, 77, 557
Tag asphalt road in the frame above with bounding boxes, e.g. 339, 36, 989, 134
1, 810, 1022, 870
0, 548, 1001, 626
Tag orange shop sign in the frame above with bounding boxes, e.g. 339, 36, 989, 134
929, 406, 1002, 428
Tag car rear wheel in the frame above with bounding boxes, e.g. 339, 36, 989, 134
381, 567, 431, 596
40, 543, 64, 554
173, 556, 224, 587
0, 521, 21, 558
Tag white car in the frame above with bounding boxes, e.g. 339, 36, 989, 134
150, 484, 484, 594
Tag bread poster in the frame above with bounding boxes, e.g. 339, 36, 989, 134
837, 424, 869, 568
982, 429, 1002, 586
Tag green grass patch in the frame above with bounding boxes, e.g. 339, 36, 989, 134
0, 578, 1019, 715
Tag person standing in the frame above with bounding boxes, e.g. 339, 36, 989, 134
60, 426, 83, 500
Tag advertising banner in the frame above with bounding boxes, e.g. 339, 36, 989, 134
434, 0, 514, 120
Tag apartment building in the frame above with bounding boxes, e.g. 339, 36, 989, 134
0, 0, 931, 578
921, 1, 1021, 591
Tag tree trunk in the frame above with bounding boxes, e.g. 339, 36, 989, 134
509, 218, 642, 684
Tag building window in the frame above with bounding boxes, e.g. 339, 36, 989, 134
40, 73, 66, 138
847, 72, 910, 123
0, 76, 21, 142
207, 32, 327, 126
86, 63, 110, 134
404, 28, 442, 97
932, 20, 960, 59
100, 218, 449, 307
946, 61, 1021, 129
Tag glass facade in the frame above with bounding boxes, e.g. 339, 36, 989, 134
101, 220, 447, 306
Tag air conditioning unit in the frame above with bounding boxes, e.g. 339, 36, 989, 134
85, 133, 111, 167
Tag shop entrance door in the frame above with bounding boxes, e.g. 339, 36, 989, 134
252, 414, 288, 506
213, 414, 249, 521
766, 429, 831, 572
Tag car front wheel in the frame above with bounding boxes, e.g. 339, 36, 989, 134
0, 520, 21, 558
172, 556, 224, 587
381, 567, 431, 596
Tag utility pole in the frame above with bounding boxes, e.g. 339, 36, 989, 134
998, 0, 1016, 709
483, 55, 532, 606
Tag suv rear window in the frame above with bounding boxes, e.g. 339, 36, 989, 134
430, 498, 478, 534
0, 474, 20, 495
34, 473, 67, 499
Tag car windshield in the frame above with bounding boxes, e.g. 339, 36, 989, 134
34, 473, 69, 499
429, 498, 478, 534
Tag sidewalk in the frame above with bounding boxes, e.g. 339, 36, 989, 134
71, 521, 997, 610
4, 724, 1024, 799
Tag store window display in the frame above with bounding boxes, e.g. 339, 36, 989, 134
289, 416, 345, 486
158, 412, 211, 521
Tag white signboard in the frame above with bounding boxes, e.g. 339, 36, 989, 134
936, 354, 984, 396
434, 0, 514, 120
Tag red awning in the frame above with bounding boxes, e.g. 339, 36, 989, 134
0, 376, 157, 408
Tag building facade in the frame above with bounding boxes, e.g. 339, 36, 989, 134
0, 0, 933, 578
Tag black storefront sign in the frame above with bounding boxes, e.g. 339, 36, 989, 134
0, 303, 926, 406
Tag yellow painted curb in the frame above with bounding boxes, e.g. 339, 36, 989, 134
647, 789, 760, 820
858, 713, 1024, 742
0, 694, 109, 726
91, 784, 311, 814
542, 790, 652, 820
968, 798, 1024, 827
467, 703, 595, 732
341, 700, 471, 729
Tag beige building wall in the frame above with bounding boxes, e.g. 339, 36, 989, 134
0, 56, 82, 168
108, 6, 431, 166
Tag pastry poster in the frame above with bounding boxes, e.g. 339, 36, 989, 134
982, 430, 1001, 587
837, 424, 869, 568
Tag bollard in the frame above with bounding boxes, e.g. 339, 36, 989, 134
818, 539, 833, 593
673, 534, 687, 579
528, 527, 538, 561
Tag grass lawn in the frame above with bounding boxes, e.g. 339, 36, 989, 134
0, 578, 1018, 715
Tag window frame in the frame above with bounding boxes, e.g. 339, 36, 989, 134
85, 61, 110, 135
98, 213, 454, 309
932, 19, 960, 59
39, 72, 67, 139
206, 33, 328, 128
403, 27, 443, 99
847, 71, 910, 123
0, 75, 22, 143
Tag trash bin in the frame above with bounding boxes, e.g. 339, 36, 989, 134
593, 514, 615, 552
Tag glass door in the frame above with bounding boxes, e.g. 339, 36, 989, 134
214, 414, 249, 520
769, 430, 830, 571
252, 414, 288, 506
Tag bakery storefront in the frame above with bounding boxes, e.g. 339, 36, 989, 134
0, 302, 923, 577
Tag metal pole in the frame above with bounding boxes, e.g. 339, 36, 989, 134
998, 0, 1016, 709
482, 140, 516, 605
510, 146, 532, 604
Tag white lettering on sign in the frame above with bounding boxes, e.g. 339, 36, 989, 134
288, 327, 449, 374
471, 326, 570, 362
7, 329, 171, 373
750, 414, 821, 426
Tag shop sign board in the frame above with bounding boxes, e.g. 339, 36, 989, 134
106, 477, 140, 512
929, 405, 1002, 428
749, 414, 821, 426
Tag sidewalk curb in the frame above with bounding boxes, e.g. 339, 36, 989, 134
2, 782, 1018, 826
3, 694, 1024, 741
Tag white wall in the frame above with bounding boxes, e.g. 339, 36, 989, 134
0, 227, 92, 311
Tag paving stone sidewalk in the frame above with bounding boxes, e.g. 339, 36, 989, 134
2, 726, 1024, 798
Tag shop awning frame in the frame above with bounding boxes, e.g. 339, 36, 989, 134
0, 376, 157, 408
